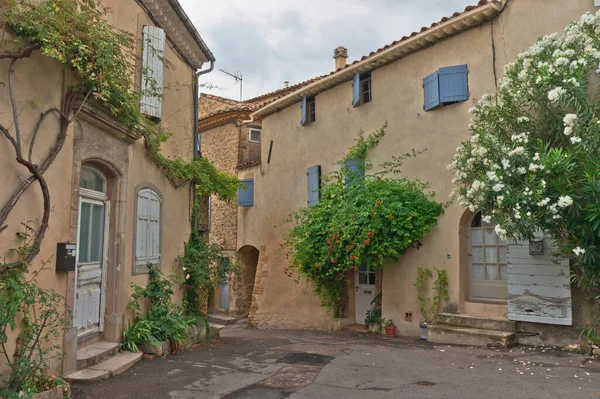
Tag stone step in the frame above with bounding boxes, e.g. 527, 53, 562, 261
209, 322, 227, 339
65, 351, 143, 383
76, 341, 119, 371
208, 313, 237, 326
436, 313, 516, 333
427, 324, 516, 348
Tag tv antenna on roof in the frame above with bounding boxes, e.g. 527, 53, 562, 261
219, 68, 243, 101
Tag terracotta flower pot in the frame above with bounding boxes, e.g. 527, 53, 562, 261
384, 325, 396, 337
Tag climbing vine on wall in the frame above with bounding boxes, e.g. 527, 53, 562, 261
283, 124, 444, 317
0, 0, 238, 273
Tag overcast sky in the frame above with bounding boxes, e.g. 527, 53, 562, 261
179, 0, 478, 101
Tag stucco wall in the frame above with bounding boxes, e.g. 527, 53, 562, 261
0, 0, 199, 376
237, 0, 596, 332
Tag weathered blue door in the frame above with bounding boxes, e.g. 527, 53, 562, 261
219, 281, 229, 309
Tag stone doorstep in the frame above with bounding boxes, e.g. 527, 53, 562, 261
207, 313, 237, 326
209, 322, 227, 338
65, 351, 143, 383
76, 341, 119, 371
436, 313, 516, 333
427, 324, 516, 348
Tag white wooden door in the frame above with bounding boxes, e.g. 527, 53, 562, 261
507, 234, 572, 325
74, 198, 109, 337
355, 264, 376, 324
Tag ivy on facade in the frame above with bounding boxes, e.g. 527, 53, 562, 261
283, 124, 444, 317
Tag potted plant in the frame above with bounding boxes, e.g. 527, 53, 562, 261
414, 267, 448, 340
383, 318, 396, 337
365, 308, 382, 333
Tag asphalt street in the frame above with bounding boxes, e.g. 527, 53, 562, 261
72, 320, 600, 399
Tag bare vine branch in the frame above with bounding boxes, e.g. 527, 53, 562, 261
0, 42, 41, 60
8, 58, 22, 157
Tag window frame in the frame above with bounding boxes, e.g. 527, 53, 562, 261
133, 183, 163, 275
248, 127, 262, 143
359, 73, 372, 105
306, 96, 316, 124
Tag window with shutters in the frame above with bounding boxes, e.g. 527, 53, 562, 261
140, 26, 165, 119
345, 158, 365, 188
248, 128, 261, 143
238, 179, 254, 207
352, 72, 372, 107
423, 64, 469, 111
134, 187, 162, 273
301, 96, 316, 125
307, 165, 321, 206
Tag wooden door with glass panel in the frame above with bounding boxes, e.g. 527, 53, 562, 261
469, 212, 508, 301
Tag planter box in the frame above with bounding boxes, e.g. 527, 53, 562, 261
32, 385, 69, 399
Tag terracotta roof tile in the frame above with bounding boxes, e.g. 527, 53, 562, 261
235, 160, 261, 170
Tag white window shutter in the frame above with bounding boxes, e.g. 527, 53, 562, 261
140, 26, 165, 118
136, 189, 161, 266
136, 194, 146, 263
149, 193, 161, 263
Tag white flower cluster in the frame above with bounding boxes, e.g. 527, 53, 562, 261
449, 11, 598, 244
573, 246, 586, 256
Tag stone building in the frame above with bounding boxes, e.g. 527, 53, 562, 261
197, 82, 321, 317
0, 0, 214, 379
227, 0, 600, 346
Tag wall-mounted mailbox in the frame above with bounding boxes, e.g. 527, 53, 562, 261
56, 242, 76, 272
529, 238, 544, 256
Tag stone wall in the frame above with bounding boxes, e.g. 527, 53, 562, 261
199, 123, 239, 249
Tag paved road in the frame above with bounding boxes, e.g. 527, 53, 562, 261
73, 320, 600, 398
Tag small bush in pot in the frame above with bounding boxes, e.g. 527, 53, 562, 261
414, 267, 448, 340
382, 318, 396, 337
365, 308, 382, 333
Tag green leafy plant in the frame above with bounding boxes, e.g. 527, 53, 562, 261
449, 11, 600, 296
414, 267, 449, 323
365, 308, 382, 328
283, 124, 444, 317
122, 264, 198, 353
178, 234, 239, 318
0, 225, 70, 398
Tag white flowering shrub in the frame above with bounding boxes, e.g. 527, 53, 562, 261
449, 11, 600, 292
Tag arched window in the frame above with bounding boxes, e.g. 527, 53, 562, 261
470, 212, 508, 282
135, 188, 161, 271
80, 165, 106, 194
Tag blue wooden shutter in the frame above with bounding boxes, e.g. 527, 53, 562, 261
238, 179, 254, 207
300, 96, 307, 126
345, 158, 365, 187
352, 72, 360, 107
439, 64, 469, 103
423, 70, 440, 111
307, 165, 321, 206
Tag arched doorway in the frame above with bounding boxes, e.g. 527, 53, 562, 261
74, 165, 110, 337
468, 212, 508, 301
231, 245, 259, 316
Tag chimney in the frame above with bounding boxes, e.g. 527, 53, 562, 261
284, 81, 289, 88
333, 46, 348, 70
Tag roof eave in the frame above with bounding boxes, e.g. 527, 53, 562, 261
251, 1, 504, 120
137, 0, 215, 69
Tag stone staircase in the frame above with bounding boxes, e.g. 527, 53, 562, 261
208, 313, 237, 338
64, 341, 142, 383
427, 313, 516, 348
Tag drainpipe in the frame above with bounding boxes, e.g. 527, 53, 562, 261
192, 60, 215, 234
